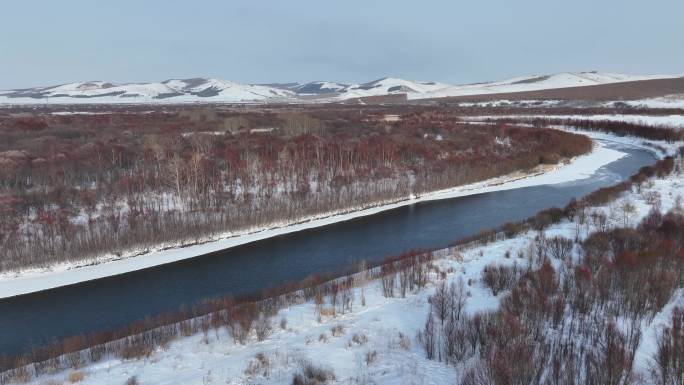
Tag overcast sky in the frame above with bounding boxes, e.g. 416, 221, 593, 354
1, 0, 682, 89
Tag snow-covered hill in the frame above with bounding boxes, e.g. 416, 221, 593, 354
332, 72, 682, 100
287, 81, 348, 95
335, 77, 450, 99
1, 72, 680, 104
0, 78, 294, 104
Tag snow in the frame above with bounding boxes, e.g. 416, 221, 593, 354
50, 111, 114, 116
25, 269, 461, 384
0, 131, 641, 299
461, 114, 684, 129
0, 78, 294, 105
619, 94, 684, 109
338, 78, 451, 100
317, 82, 347, 91
2, 72, 679, 104
336, 72, 682, 101
454, 99, 564, 108
19, 150, 684, 385
633, 289, 684, 374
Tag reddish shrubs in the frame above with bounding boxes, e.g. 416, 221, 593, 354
481, 263, 520, 296
653, 307, 684, 385
424, 209, 684, 384
0, 108, 592, 273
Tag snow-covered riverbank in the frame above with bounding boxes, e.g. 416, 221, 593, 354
16, 141, 684, 385
0, 131, 663, 299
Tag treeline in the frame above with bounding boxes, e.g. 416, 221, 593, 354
449, 106, 684, 118
0, 108, 591, 272
419, 207, 684, 385
491, 116, 684, 142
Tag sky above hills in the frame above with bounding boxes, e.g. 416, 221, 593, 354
1, 0, 683, 89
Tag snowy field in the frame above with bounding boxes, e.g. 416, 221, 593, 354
619, 94, 684, 109
18, 144, 684, 385
401, 72, 680, 101
0, 131, 645, 299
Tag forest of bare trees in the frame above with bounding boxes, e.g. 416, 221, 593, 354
0, 107, 591, 272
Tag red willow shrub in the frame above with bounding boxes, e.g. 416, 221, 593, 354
0, 145, 684, 383
4, 148, 676, 380
0, 108, 680, 382
425, 210, 684, 384
653, 307, 684, 384
491, 116, 684, 142
0, 107, 592, 272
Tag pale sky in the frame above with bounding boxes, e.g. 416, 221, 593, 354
1, 0, 682, 88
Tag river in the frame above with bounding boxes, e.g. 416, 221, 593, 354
0, 141, 656, 356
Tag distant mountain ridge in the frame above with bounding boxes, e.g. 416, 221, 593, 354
1, 78, 294, 103
1, 72, 681, 104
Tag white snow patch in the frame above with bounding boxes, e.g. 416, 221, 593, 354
334, 72, 677, 101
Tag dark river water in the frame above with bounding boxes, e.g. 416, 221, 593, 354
0, 142, 656, 356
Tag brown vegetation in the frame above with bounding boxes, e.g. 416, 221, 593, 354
497, 116, 684, 142
0, 107, 680, 383
0, 107, 590, 272
421, 208, 684, 385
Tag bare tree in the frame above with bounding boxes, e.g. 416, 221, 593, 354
547, 236, 574, 261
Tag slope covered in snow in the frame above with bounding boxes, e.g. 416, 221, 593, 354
1, 72, 680, 104
0, 78, 294, 104
286, 81, 349, 94
333, 72, 682, 100
336, 77, 450, 99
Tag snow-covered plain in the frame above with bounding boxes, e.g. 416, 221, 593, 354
19, 144, 684, 385
618, 94, 684, 109
0, 132, 635, 299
